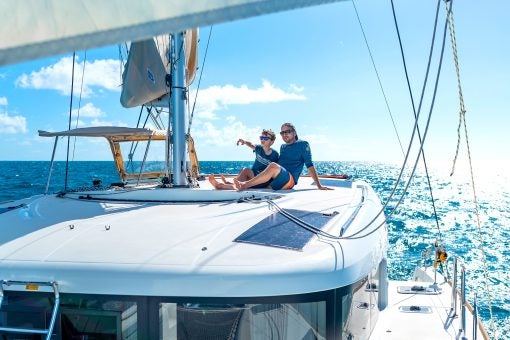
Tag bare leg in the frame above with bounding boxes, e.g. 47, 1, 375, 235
237, 168, 255, 182
234, 163, 281, 190
220, 174, 232, 184
208, 175, 235, 190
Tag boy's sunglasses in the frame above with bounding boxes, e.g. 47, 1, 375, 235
260, 136, 271, 141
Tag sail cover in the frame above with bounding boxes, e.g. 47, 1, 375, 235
120, 29, 198, 108
0, 0, 342, 66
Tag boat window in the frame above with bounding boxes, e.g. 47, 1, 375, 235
0, 293, 51, 337
120, 141, 166, 176
159, 301, 326, 339
60, 297, 137, 339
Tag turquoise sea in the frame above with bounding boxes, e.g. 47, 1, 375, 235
0, 160, 508, 338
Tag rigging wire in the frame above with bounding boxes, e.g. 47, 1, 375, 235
389, 0, 443, 241
64, 51, 76, 192
351, 0, 405, 159
444, 0, 495, 331
187, 26, 213, 136
71, 50, 87, 162
345, 0, 444, 239
346, 0, 449, 240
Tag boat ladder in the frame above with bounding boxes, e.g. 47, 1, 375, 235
0, 280, 59, 340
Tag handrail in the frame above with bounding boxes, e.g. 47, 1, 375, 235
473, 293, 478, 340
461, 265, 467, 335
0, 280, 60, 340
418, 249, 490, 339
446, 255, 489, 340
451, 256, 458, 315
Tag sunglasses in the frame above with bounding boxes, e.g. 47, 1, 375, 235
280, 129, 293, 135
260, 136, 271, 141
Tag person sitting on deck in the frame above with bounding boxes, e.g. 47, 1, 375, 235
208, 129, 279, 190
233, 122, 332, 191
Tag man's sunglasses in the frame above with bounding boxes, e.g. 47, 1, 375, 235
280, 129, 293, 135
260, 136, 271, 141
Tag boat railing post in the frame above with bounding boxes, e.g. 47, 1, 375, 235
451, 256, 458, 315
472, 292, 478, 340
460, 265, 466, 337
45, 136, 59, 194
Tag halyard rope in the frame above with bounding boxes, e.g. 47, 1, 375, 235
444, 0, 495, 334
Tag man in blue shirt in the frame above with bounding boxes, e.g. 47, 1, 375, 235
234, 123, 331, 191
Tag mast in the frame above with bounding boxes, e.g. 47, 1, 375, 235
170, 32, 188, 186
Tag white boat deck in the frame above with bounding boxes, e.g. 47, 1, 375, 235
0, 177, 388, 297
372, 276, 487, 339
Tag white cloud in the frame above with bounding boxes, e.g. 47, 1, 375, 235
289, 84, 304, 92
0, 96, 7, 105
88, 118, 128, 127
15, 56, 121, 97
72, 102, 104, 118
0, 112, 27, 134
194, 119, 261, 147
192, 80, 306, 120
189, 80, 307, 148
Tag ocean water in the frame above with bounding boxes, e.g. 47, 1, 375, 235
0, 160, 508, 338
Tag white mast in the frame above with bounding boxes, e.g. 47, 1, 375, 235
170, 32, 188, 186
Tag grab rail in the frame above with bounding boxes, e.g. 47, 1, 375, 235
448, 255, 488, 340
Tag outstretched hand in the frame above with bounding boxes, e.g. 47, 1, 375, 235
318, 184, 334, 190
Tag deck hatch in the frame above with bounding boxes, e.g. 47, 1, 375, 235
234, 209, 333, 251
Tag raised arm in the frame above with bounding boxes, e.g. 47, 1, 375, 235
237, 138, 256, 150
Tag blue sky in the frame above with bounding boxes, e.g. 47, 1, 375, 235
0, 0, 509, 166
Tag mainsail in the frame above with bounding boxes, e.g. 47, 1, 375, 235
120, 29, 198, 108
0, 0, 342, 67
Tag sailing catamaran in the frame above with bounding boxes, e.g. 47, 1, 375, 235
0, 0, 494, 339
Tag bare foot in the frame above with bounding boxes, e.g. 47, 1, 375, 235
220, 175, 233, 184
233, 178, 245, 191
208, 175, 220, 189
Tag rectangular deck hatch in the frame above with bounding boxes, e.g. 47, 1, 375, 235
397, 285, 442, 295
234, 209, 334, 251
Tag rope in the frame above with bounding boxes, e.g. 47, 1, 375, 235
351, 0, 405, 158
444, 0, 495, 333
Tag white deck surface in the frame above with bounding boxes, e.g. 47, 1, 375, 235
0, 177, 388, 297
371, 277, 487, 339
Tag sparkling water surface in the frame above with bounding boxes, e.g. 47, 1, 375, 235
0, 160, 508, 338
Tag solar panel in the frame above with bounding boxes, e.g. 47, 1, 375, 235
234, 209, 334, 251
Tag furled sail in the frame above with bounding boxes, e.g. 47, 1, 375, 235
120, 39, 168, 108
120, 29, 198, 108
0, 0, 342, 67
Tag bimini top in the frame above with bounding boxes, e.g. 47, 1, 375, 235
38, 126, 167, 141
